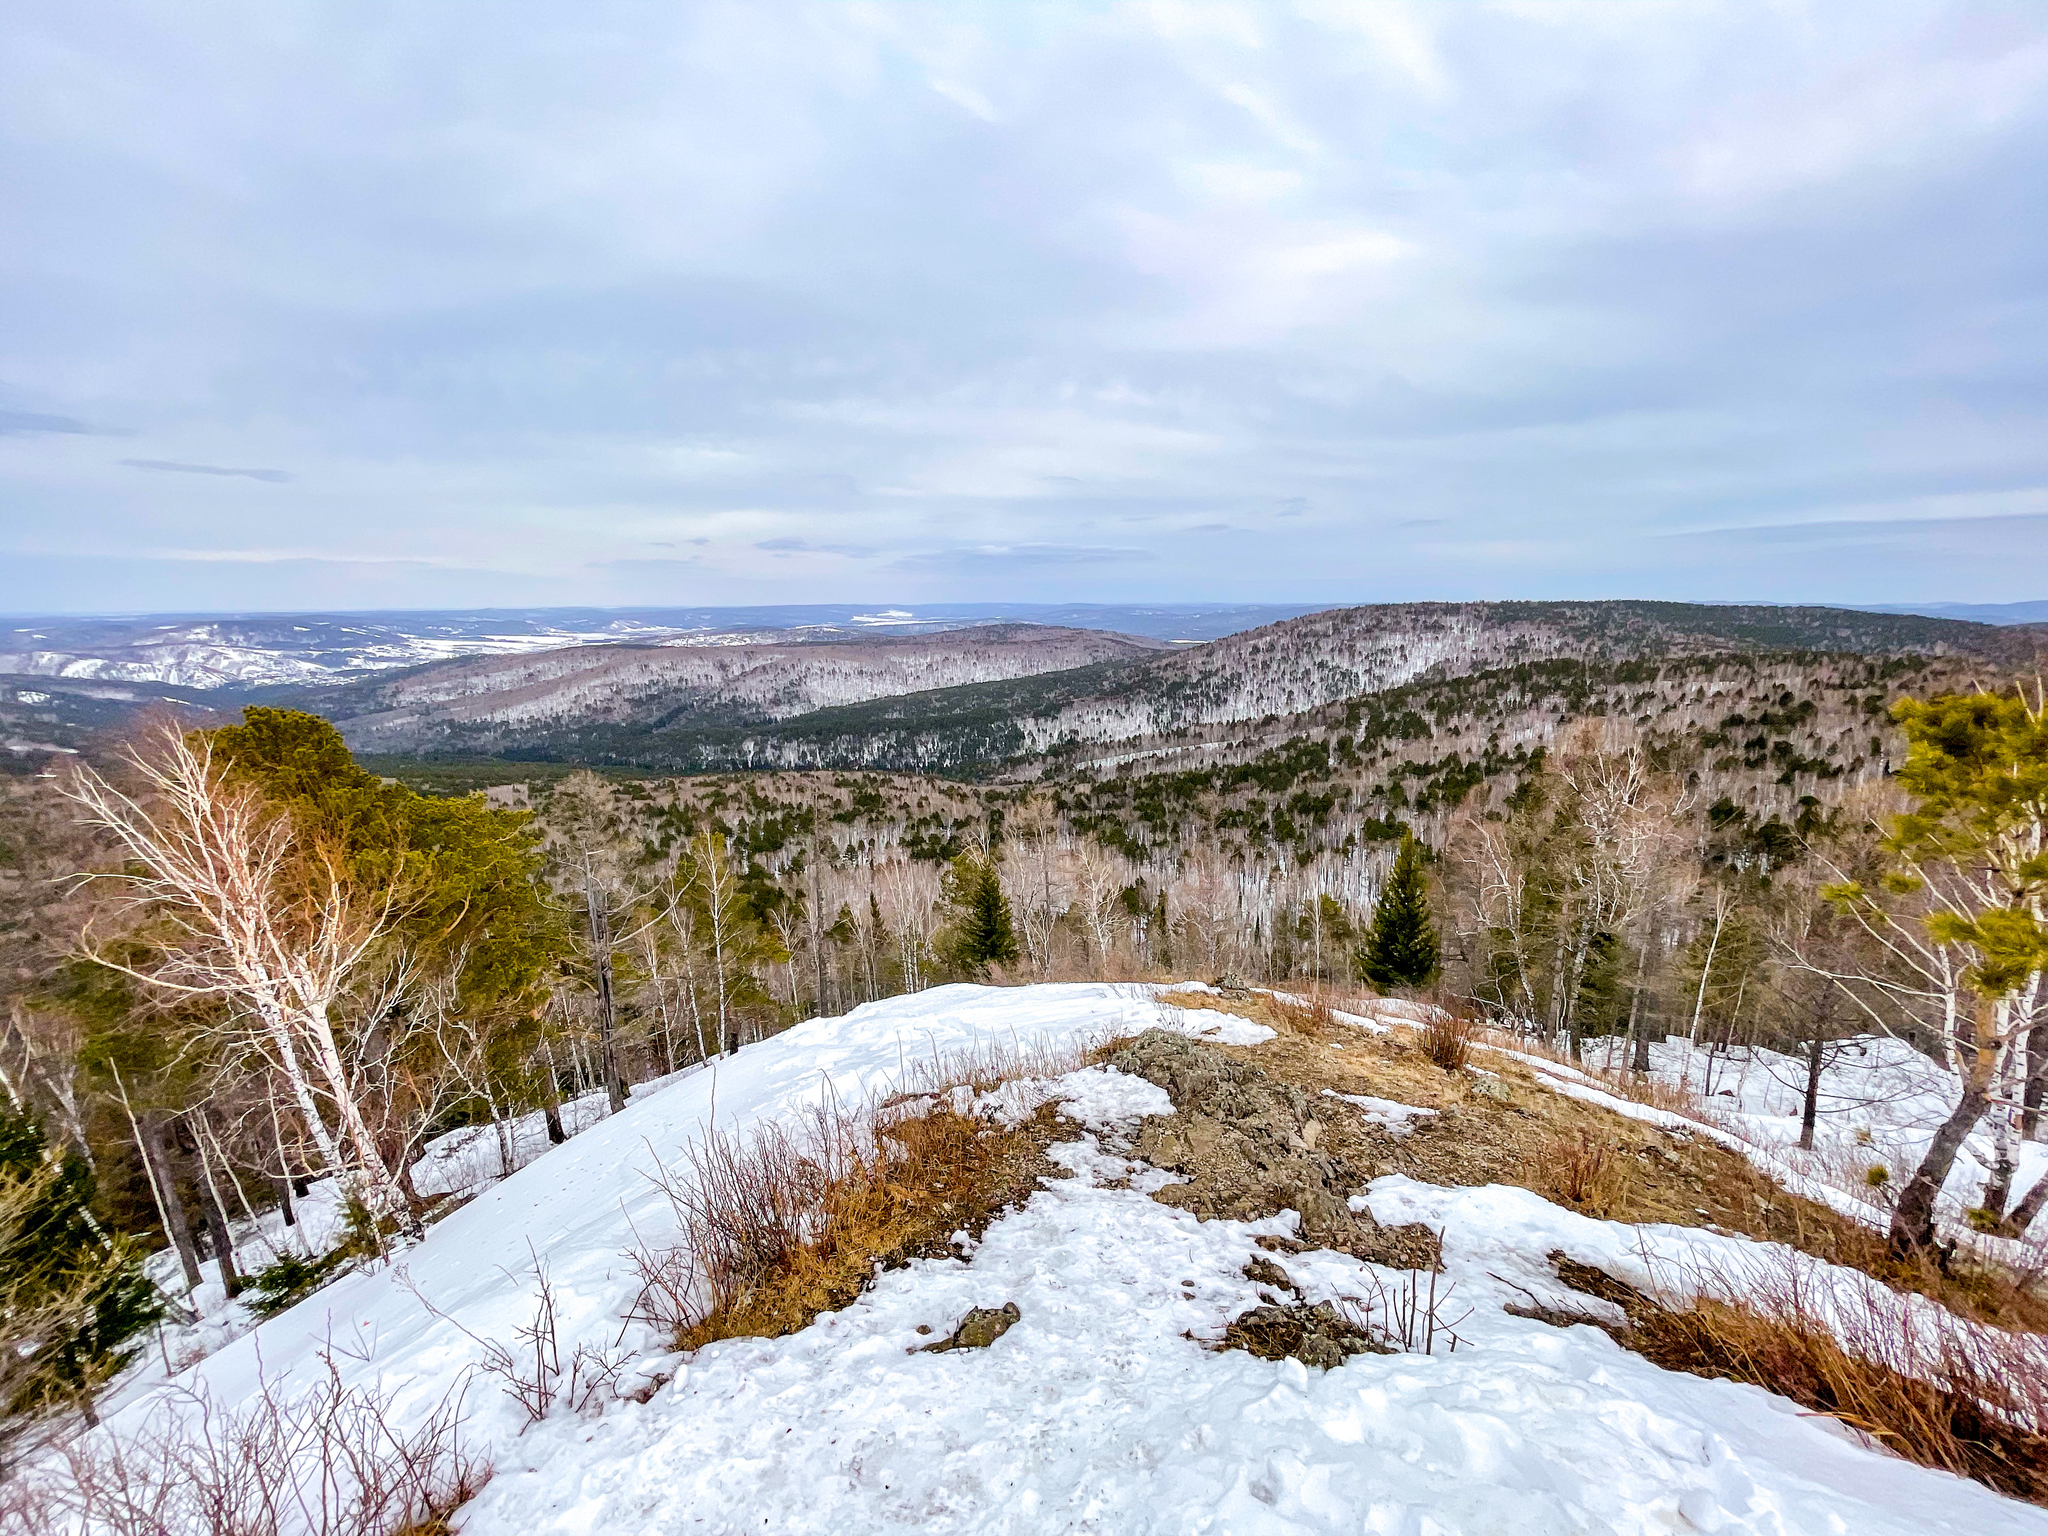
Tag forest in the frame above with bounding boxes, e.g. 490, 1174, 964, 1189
1, 645, 2044, 1457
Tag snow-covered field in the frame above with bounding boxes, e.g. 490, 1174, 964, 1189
88, 984, 2048, 1533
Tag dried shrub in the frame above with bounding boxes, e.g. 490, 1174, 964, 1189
632, 1045, 1079, 1352
1552, 1250, 2048, 1505
1267, 995, 1337, 1037
1352, 1261, 1469, 1354
6, 1355, 485, 1536
1420, 1009, 1476, 1073
1543, 1129, 1623, 1217
1221, 1302, 1386, 1369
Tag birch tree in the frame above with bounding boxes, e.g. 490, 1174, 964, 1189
63, 723, 412, 1219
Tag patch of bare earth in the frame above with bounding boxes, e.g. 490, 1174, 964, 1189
1163, 992, 2048, 1331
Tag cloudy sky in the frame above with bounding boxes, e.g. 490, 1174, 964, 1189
3, 2, 2045, 615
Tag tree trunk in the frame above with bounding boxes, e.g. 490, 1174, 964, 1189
1890, 1034, 1992, 1262
195, 1153, 243, 1299
1799, 1030, 1824, 1152
139, 1110, 204, 1293
1623, 940, 1651, 1075
585, 873, 627, 1115
1980, 1110, 2017, 1222
270, 1109, 297, 1226
809, 836, 827, 1020
2022, 1017, 2048, 1144
539, 1036, 568, 1145
2004, 1167, 2048, 1238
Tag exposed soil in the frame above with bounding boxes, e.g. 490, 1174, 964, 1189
1102, 1029, 1441, 1270
1168, 992, 2048, 1332
1218, 1301, 1389, 1370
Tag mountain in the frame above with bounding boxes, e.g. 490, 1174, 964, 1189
1, 675, 226, 765
0, 603, 1324, 691
318, 624, 1169, 754
350, 599, 2030, 776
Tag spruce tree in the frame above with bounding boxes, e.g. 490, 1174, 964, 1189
943, 855, 1019, 975
1356, 833, 1441, 989
0, 1104, 158, 1430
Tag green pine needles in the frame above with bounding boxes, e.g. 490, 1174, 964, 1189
1356, 833, 1442, 989
942, 854, 1020, 976
0, 1103, 159, 1442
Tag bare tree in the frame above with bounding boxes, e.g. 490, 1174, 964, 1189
62, 723, 410, 1219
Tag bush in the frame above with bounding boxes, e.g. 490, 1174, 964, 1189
633, 1044, 1079, 1350
5, 1355, 486, 1535
246, 1247, 355, 1320
1420, 1009, 1476, 1073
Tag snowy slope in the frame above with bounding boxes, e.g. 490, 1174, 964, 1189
1562, 1033, 2048, 1240
103, 985, 2048, 1535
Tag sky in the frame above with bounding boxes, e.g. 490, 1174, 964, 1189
3, 1, 2046, 616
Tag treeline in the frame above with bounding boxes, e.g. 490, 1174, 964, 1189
1, 678, 2043, 1444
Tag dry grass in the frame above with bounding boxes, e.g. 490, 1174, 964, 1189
1552, 1250, 2048, 1505
1203, 1016, 2048, 1336
1267, 993, 1339, 1037
1420, 1009, 1477, 1073
1541, 1129, 1624, 1218
4, 1356, 485, 1536
632, 1044, 1082, 1352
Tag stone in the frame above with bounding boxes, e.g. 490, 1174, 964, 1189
917, 1301, 1021, 1353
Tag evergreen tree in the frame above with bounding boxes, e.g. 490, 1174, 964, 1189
1356, 833, 1441, 989
942, 855, 1019, 976
0, 1102, 158, 1438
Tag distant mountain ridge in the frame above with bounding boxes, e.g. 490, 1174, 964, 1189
1859, 599, 2048, 625
314, 599, 2037, 776
0, 603, 1326, 691
319, 625, 1168, 753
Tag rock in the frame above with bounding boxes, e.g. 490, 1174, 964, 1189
1219, 1301, 1389, 1370
1241, 1255, 1296, 1292
917, 1301, 1021, 1353
1105, 1029, 1445, 1270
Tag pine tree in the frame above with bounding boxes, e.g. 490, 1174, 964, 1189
943, 855, 1020, 976
1356, 833, 1441, 989
0, 1103, 158, 1436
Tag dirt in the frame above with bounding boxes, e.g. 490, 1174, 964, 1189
1218, 1301, 1389, 1370
1102, 1029, 1441, 1269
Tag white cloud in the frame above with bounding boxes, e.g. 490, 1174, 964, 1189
2, 0, 2044, 611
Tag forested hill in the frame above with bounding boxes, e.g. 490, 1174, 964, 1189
312, 624, 1166, 754
319, 600, 2037, 777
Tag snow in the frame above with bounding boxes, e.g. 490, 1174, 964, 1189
1321, 1090, 1438, 1137
1156, 1004, 1277, 1046
88, 983, 2048, 1534
1505, 1034, 2048, 1244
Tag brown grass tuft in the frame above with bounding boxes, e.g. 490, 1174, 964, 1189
1542, 1129, 1623, 1217
1267, 993, 1339, 1037
633, 1045, 1081, 1352
1420, 1009, 1477, 1073
1552, 1250, 2048, 1505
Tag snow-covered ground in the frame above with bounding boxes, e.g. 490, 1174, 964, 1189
87, 984, 2048, 1533
1534, 1031, 2048, 1243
